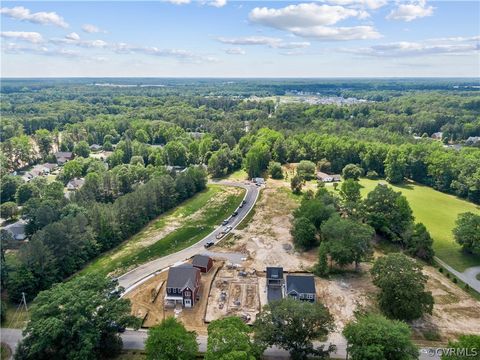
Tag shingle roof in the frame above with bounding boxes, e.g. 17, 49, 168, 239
3, 220, 26, 238
55, 151, 73, 159
192, 255, 211, 268
286, 275, 316, 295
166, 264, 199, 291
266, 267, 284, 279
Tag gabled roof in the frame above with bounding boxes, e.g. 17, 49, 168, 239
55, 151, 73, 159
166, 264, 199, 291
266, 267, 284, 280
286, 275, 316, 295
192, 254, 211, 268
3, 220, 26, 237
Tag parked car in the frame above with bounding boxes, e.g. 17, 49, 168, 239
222, 219, 229, 226
216, 232, 226, 239
232, 210, 238, 216
239, 200, 247, 208
223, 226, 233, 233
204, 241, 214, 248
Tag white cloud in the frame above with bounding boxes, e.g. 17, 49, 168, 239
387, 0, 434, 22
324, 0, 387, 10
225, 47, 246, 55
65, 32, 80, 41
81, 24, 104, 33
341, 37, 479, 57
249, 3, 363, 28
205, 0, 227, 7
1, 31, 44, 43
0, 6, 68, 28
249, 3, 380, 41
217, 36, 310, 48
164, 0, 191, 4
289, 25, 381, 40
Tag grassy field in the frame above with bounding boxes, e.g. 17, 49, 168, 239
80, 185, 245, 277
357, 178, 480, 271
0, 300, 29, 329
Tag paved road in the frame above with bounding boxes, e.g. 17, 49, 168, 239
435, 257, 480, 293
117, 180, 260, 293
0, 328, 440, 359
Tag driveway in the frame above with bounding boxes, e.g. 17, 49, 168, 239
435, 257, 480, 293
117, 180, 260, 293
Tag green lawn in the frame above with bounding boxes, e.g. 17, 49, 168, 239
80, 185, 245, 277
358, 178, 480, 271
0, 300, 29, 329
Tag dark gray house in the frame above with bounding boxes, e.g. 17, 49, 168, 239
192, 254, 213, 273
164, 264, 201, 308
285, 275, 316, 302
266, 267, 284, 303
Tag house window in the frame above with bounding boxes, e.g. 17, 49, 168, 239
184, 290, 191, 297
173, 288, 176, 294
307, 294, 314, 300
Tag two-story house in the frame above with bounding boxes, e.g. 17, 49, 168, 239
164, 264, 201, 308
285, 275, 316, 302
266, 267, 284, 303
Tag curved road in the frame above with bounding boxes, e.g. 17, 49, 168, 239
117, 180, 260, 293
435, 257, 480, 293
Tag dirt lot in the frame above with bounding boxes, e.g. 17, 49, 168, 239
125, 261, 222, 334
205, 265, 260, 324
225, 179, 317, 272
412, 265, 480, 340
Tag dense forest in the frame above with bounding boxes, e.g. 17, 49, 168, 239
1, 78, 479, 303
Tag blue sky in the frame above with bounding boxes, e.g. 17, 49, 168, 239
1, 0, 479, 77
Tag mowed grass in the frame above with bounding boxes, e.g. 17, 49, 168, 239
358, 178, 480, 271
80, 185, 245, 277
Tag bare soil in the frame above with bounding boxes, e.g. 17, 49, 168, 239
228, 180, 317, 271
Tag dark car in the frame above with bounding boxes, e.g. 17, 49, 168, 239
222, 219, 229, 226
232, 210, 238, 216
204, 241, 214, 248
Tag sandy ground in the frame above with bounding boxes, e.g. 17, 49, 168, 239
205, 265, 260, 324
226, 180, 317, 272
125, 261, 221, 335
412, 265, 480, 340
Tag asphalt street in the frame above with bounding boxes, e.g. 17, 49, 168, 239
117, 180, 260, 293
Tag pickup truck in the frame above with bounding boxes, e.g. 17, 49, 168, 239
204, 241, 214, 248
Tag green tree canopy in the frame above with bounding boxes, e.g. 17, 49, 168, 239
320, 216, 374, 270
342, 164, 363, 181
15, 275, 140, 360
453, 212, 480, 255
343, 313, 418, 360
206, 316, 263, 360
370, 253, 434, 321
254, 298, 335, 360
145, 317, 198, 360
291, 217, 317, 250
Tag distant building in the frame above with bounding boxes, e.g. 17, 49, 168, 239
2, 220, 27, 241
285, 275, 316, 302
252, 177, 265, 185
165, 264, 201, 308
266, 267, 284, 303
316, 172, 341, 183
466, 136, 480, 146
55, 151, 74, 165
66, 177, 85, 191
431, 132, 443, 141
192, 254, 213, 273
89, 144, 102, 152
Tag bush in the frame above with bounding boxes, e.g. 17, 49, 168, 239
366, 170, 379, 179
452, 277, 458, 284
439, 267, 443, 273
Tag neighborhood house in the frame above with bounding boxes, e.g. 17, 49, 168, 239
192, 254, 213, 273
165, 264, 201, 308
316, 171, 341, 183
67, 178, 85, 191
2, 220, 27, 241
54, 151, 74, 165
266, 267, 284, 303
285, 275, 316, 302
